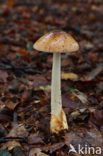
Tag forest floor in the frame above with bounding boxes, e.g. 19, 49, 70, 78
0, 0, 103, 156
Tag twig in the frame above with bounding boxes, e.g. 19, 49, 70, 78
0, 64, 42, 74
0, 137, 28, 144
82, 63, 103, 81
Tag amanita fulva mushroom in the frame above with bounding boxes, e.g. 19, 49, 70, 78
33, 30, 79, 134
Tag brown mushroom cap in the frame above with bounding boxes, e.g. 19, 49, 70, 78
33, 30, 79, 53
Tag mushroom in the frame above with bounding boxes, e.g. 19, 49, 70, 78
33, 30, 79, 134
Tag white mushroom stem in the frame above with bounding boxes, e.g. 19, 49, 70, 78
51, 53, 62, 115
50, 53, 68, 133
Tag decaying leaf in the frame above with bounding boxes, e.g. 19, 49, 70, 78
73, 89, 89, 104
70, 110, 80, 119
29, 148, 48, 156
8, 140, 21, 151
81, 64, 103, 81
0, 70, 8, 82
1, 140, 21, 151
7, 124, 28, 138
5, 101, 18, 110
90, 110, 103, 127
61, 72, 78, 81
28, 133, 43, 144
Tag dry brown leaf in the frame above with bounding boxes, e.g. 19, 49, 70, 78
61, 72, 78, 81
81, 63, 103, 81
5, 101, 18, 110
8, 140, 21, 151
0, 101, 5, 111
0, 140, 21, 150
7, 124, 28, 138
28, 134, 43, 144
29, 148, 48, 156
0, 70, 8, 82
73, 89, 89, 104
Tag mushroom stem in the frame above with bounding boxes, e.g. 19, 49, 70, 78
50, 53, 68, 133
51, 53, 62, 115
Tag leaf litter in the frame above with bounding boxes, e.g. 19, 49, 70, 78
0, 0, 103, 155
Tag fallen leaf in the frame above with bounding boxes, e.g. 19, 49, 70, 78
8, 140, 21, 151
90, 110, 103, 127
28, 133, 43, 144
73, 89, 89, 104
1, 140, 21, 151
61, 72, 78, 81
0, 70, 8, 82
7, 124, 28, 138
5, 101, 18, 110
62, 92, 84, 109
70, 110, 80, 119
81, 63, 103, 81
29, 148, 48, 156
